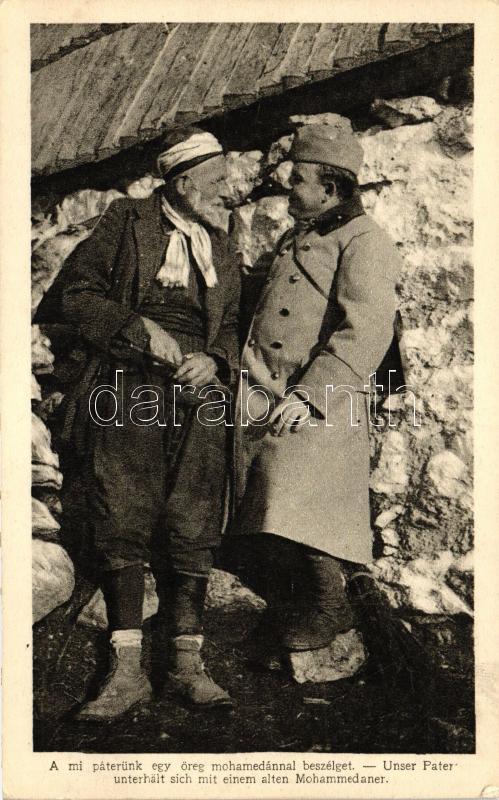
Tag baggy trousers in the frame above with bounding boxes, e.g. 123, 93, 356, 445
84, 366, 228, 575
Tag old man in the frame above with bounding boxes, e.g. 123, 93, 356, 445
40, 127, 240, 717
233, 124, 402, 665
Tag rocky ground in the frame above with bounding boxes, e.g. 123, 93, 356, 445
33, 590, 474, 755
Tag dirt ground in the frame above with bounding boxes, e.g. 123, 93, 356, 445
33, 584, 475, 755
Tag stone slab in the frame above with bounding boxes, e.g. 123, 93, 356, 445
289, 628, 366, 684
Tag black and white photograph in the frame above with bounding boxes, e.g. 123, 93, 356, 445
2, 7, 498, 798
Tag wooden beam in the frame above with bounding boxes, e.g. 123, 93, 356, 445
252, 23, 299, 97
222, 24, 283, 109
175, 24, 241, 123
202, 24, 254, 114
98, 25, 168, 157
280, 23, 321, 88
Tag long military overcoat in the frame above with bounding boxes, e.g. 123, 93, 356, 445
234, 198, 402, 564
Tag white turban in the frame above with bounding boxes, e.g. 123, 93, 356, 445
157, 131, 223, 178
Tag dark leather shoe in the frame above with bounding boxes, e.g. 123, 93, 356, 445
281, 609, 347, 651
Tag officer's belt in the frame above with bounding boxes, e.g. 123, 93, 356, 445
291, 239, 330, 301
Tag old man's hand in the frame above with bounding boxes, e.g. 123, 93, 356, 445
141, 317, 183, 367
174, 352, 218, 387
269, 393, 311, 436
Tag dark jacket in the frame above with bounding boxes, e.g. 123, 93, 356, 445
35, 190, 241, 447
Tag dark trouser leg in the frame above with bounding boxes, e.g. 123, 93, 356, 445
155, 548, 213, 638
76, 562, 151, 722
101, 564, 145, 631
154, 549, 232, 705
76, 371, 167, 720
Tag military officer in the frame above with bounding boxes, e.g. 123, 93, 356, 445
233, 124, 402, 658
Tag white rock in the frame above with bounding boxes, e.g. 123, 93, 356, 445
31, 325, 54, 374
32, 412, 59, 468
126, 175, 164, 199
426, 450, 469, 499
32, 497, 60, 536
289, 629, 365, 684
31, 374, 42, 402
56, 188, 123, 229
225, 150, 264, 204
232, 196, 293, 269
447, 430, 473, 467
381, 528, 399, 547
374, 505, 404, 529
289, 112, 353, 134
373, 552, 473, 616
33, 539, 74, 622
266, 134, 294, 167
32, 226, 90, 314
435, 105, 473, 157
206, 569, 265, 611
37, 391, 65, 423
32, 463, 63, 490
424, 365, 473, 424
452, 551, 473, 574
360, 122, 472, 257
370, 431, 410, 494
371, 96, 443, 126
359, 122, 435, 186
270, 160, 292, 191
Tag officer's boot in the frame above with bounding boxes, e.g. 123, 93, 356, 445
165, 573, 232, 706
76, 565, 152, 721
76, 631, 152, 721
245, 567, 293, 670
281, 551, 355, 651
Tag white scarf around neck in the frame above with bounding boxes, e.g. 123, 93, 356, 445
156, 197, 218, 289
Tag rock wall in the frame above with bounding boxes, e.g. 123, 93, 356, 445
31, 94, 473, 633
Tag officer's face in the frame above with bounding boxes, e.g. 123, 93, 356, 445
180, 155, 230, 228
288, 162, 332, 220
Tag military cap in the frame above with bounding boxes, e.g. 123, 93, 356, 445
289, 124, 364, 176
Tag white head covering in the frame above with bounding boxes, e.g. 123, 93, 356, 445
157, 131, 223, 178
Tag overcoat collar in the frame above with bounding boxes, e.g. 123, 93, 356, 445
315, 193, 365, 235
291, 193, 365, 238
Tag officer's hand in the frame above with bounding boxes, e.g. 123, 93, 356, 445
269, 393, 311, 436
141, 318, 183, 367
174, 352, 218, 386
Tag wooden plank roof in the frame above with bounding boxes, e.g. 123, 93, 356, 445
31, 22, 472, 178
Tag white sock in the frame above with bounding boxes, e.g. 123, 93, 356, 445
110, 629, 142, 648
173, 634, 203, 649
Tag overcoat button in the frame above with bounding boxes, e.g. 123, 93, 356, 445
271, 341, 283, 349
271, 371, 280, 380
280, 307, 290, 316
290, 274, 301, 283
300, 242, 312, 251
248, 338, 255, 347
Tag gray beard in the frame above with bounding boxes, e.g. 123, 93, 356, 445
189, 201, 231, 232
